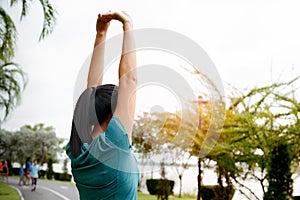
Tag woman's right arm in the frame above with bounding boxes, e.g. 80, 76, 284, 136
87, 13, 112, 88
112, 11, 137, 144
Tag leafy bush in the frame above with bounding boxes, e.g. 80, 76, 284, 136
12, 168, 20, 175
39, 170, 46, 178
264, 143, 293, 200
54, 172, 72, 181
202, 185, 235, 200
146, 179, 174, 196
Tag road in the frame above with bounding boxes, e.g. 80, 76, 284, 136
8, 177, 79, 200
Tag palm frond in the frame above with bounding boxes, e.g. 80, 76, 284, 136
38, 0, 57, 40
0, 60, 27, 123
20, 0, 30, 20
0, 6, 17, 62
10, 0, 19, 6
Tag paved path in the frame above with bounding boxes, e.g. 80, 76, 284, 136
8, 177, 79, 200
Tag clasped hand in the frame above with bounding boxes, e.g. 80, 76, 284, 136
96, 11, 132, 33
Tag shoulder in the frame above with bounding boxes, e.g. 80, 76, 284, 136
105, 116, 131, 150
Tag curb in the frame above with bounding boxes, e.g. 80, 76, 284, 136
8, 184, 24, 200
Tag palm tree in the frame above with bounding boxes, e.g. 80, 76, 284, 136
0, 0, 56, 123
0, 62, 27, 124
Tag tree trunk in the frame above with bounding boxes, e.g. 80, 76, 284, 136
217, 164, 224, 199
197, 158, 202, 200
138, 173, 143, 192
179, 174, 182, 198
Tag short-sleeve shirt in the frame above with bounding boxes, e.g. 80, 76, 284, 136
66, 116, 139, 200
30, 165, 40, 178
25, 161, 31, 173
19, 167, 24, 176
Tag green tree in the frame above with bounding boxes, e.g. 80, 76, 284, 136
264, 142, 293, 200
133, 112, 170, 191
220, 78, 300, 199
0, 0, 56, 123
46, 157, 54, 179
21, 123, 60, 164
0, 123, 61, 164
133, 110, 197, 197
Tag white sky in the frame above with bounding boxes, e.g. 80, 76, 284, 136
2, 0, 300, 139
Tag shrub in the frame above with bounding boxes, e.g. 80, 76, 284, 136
264, 143, 293, 200
54, 172, 72, 181
12, 168, 20, 175
146, 179, 175, 195
39, 170, 46, 178
202, 185, 235, 200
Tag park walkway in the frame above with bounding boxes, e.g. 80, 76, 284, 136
8, 177, 79, 200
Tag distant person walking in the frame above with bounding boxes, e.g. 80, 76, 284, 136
0, 160, 3, 181
25, 157, 32, 185
18, 163, 26, 186
2, 160, 9, 183
30, 159, 40, 191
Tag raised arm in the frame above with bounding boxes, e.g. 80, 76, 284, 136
87, 13, 112, 88
111, 11, 137, 143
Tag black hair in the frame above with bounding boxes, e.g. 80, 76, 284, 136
69, 84, 118, 158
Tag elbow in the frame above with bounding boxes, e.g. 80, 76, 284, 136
120, 68, 137, 86
126, 73, 137, 86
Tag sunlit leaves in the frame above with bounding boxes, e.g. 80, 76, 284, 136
220, 77, 300, 199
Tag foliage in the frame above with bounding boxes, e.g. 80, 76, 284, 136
0, 123, 61, 164
0, 7, 16, 62
133, 110, 198, 159
137, 192, 195, 200
0, 0, 56, 123
133, 110, 197, 197
133, 75, 300, 199
201, 185, 235, 200
133, 112, 161, 156
146, 179, 175, 196
264, 143, 293, 200
54, 172, 72, 182
218, 77, 300, 199
46, 158, 54, 179
0, 62, 27, 123
0, 0, 57, 58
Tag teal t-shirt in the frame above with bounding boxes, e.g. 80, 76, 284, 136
66, 116, 139, 200
30, 165, 40, 178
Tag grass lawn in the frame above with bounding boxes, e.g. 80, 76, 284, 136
138, 192, 196, 200
0, 183, 20, 200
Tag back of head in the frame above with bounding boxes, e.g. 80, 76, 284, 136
93, 84, 118, 125
69, 84, 118, 158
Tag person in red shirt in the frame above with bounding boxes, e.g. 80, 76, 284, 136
2, 160, 9, 183
0, 160, 3, 181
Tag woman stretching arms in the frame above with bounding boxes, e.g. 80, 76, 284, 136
66, 11, 139, 200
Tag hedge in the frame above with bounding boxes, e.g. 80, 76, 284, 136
201, 185, 235, 200
54, 173, 72, 181
146, 179, 175, 196
12, 167, 72, 181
